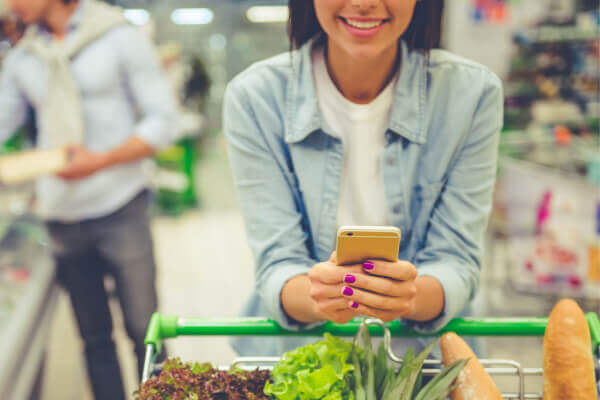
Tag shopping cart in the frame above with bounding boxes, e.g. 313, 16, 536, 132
142, 312, 600, 400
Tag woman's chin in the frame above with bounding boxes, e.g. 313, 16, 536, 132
343, 44, 394, 63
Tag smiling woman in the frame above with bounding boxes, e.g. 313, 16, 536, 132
224, 0, 503, 357
288, 0, 443, 51
288, 0, 444, 105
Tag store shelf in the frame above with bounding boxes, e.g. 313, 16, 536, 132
0, 217, 58, 399
493, 157, 600, 302
519, 25, 599, 43
5, 278, 58, 400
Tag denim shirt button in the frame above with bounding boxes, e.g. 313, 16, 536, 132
393, 205, 402, 214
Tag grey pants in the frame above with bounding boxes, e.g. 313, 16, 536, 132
47, 190, 159, 400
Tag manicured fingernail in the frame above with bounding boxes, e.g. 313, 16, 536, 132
344, 274, 356, 284
363, 261, 374, 270
351, 301, 359, 309
342, 286, 354, 296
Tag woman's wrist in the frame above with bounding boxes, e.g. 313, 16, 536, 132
406, 276, 445, 322
281, 274, 323, 324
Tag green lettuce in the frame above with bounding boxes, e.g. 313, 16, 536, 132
265, 321, 467, 400
264, 333, 358, 400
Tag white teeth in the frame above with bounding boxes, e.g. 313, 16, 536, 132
345, 19, 383, 29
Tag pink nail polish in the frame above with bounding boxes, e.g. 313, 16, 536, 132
568, 275, 582, 288
344, 274, 356, 284
342, 286, 354, 296
363, 261, 374, 270
351, 301, 359, 309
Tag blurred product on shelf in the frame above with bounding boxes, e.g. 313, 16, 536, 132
0, 15, 27, 156
0, 127, 27, 154
0, 214, 57, 400
503, 8, 599, 134
489, 1, 600, 305
152, 42, 211, 215
471, 0, 511, 24
503, 8, 598, 177
493, 158, 600, 300
185, 56, 212, 113
153, 137, 200, 215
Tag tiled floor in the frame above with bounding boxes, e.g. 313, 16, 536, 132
40, 144, 597, 399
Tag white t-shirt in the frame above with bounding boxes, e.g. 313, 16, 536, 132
312, 47, 397, 227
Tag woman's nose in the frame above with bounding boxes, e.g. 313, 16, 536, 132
350, 0, 380, 12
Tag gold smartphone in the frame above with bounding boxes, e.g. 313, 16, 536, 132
335, 226, 401, 266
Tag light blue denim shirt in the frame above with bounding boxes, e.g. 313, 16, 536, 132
224, 39, 503, 356
0, 0, 176, 221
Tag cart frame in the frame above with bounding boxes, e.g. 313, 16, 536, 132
142, 312, 600, 400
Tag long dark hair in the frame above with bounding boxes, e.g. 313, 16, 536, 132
288, 0, 444, 52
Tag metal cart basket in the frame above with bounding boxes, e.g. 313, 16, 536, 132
142, 312, 600, 400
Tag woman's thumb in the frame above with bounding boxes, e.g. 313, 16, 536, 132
329, 251, 337, 263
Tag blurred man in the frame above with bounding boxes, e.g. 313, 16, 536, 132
0, 0, 176, 398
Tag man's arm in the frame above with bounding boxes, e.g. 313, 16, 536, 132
56, 137, 153, 180
117, 25, 178, 151
410, 72, 503, 332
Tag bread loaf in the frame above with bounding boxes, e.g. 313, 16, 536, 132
543, 298, 598, 399
0, 148, 68, 184
440, 332, 502, 400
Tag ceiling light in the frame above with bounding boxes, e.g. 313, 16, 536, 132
246, 6, 289, 23
124, 9, 150, 26
171, 8, 214, 25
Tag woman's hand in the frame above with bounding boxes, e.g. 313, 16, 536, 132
307, 252, 363, 324
282, 255, 443, 325
340, 259, 420, 322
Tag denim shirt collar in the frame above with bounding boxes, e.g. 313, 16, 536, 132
284, 37, 427, 145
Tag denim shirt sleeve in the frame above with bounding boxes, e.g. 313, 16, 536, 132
411, 73, 503, 333
223, 78, 321, 331
115, 26, 177, 150
0, 51, 28, 143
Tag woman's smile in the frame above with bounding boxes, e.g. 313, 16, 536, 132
338, 16, 390, 38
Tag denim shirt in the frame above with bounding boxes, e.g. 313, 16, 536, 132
224, 39, 503, 356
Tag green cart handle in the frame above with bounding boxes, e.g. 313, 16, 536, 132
145, 312, 600, 356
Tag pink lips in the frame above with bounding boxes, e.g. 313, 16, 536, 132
339, 17, 387, 39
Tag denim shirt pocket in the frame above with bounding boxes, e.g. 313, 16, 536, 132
408, 180, 446, 258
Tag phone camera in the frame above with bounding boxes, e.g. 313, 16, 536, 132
347, 232, 353, 236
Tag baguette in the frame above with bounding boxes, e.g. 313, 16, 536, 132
440, 332, 502, 400
543, 298, 598, 399
0, 148, 68, 184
